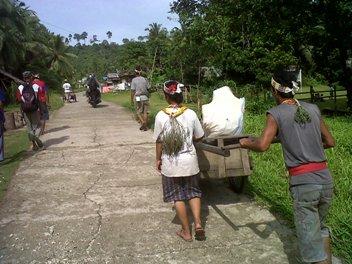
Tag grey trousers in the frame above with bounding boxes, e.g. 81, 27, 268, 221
290, 183, 333, 263
23, 111, 43, 147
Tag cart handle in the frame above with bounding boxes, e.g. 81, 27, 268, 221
194, 142, 231, 157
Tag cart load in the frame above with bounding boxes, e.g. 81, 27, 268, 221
202, 86, 245, 138
197, 86, 250, 193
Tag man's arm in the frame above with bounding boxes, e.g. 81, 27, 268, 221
320, 119, 335, 148
131, 90, 135, 104
156, 142, 162, 172
240, 114, 278, 152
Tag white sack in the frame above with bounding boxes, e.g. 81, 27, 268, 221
202, 86, 245, 138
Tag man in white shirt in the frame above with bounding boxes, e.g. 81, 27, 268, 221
62, 80, 72, 102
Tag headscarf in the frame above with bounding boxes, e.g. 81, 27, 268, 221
271, 78, 300, 95
163, 80, 184, 95
271, 75, 311, 125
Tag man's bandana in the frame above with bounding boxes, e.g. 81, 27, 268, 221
163, 80, 183, 95
271, 78, 300, 95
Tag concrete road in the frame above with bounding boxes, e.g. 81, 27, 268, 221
0, 94, 299, 263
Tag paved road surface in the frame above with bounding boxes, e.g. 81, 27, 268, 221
0, 94, 300, 263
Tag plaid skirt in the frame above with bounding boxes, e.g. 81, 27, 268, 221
162, 174, 202, 202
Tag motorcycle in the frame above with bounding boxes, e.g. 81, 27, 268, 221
86, 87, 101, 108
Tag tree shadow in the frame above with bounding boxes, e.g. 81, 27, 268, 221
44, 136, 69, 148
45, 125, 70, 134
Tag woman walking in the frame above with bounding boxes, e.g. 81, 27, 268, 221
153, 80, 206, 242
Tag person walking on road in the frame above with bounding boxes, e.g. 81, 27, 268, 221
33, 74, 49, 135
16, 71, 43, 151
154, 80, 206, 242
131, 66, 149, 131
240, 67, 335, 264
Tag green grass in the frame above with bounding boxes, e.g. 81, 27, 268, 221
0, 92, 64, 202
102, 91, 198, 128
103, 91, 352, 263
0, 130, 28, 202
245, 113, 352, 263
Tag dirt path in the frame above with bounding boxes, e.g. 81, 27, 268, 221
0, 94, 299, 263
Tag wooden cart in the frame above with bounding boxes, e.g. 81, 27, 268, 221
195, 136, 252, 193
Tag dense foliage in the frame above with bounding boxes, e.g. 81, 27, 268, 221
67, 0, 352, 108
0, 0, 76, 102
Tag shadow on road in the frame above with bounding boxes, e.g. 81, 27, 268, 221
45, 125, 70, 134
44, 136, 69, 147
96, 104, 109, 108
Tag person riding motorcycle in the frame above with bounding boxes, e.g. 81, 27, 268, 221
86, 74, 101, 107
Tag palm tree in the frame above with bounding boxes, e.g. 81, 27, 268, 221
73, 33, 81, 44
106, 31, 112, 39
46, 35, 77, 77
0, 0, 34, 68
145, 23, 168, 76
81, 31, 88, 45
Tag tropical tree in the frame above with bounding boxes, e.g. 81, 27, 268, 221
81, 31, 88, 45
45, 35, 77, 77
106, 31, 112, 39
90, 34, 99, 44
73, 33, 81, 44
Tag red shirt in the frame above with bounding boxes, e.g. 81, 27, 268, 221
32, 79, 47, 103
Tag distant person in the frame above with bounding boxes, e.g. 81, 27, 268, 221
131, 66, 149, 131
86, 74, 101, 105
0, 84, 6, 161
16, 71, 43, 151
154, 80, 206, 242
62, 79, 72, 102
33, 74, 49, 135
240, 67, 335, 264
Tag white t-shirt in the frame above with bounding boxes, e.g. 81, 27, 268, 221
63, 83, 72, 93
153, 108, 204, 177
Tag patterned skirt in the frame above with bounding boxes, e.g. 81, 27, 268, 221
162, 174, 202, 202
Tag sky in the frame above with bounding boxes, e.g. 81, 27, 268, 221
24, 0, 180, 44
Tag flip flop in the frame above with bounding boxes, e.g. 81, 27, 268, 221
194, 228, 206, 241
176, 230, 192, 242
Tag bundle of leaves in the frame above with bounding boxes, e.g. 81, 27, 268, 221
161, 116, 187, 157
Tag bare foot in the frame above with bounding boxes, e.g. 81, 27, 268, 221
176, 229, 192, 242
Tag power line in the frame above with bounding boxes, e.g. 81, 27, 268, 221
40, 19, 76, 35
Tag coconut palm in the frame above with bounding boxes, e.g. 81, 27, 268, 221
0, 0, 35, 69
46, 35, 77, 77
81, 31, 88, 45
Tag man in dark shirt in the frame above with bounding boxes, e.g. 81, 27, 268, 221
240, 67, 335, 264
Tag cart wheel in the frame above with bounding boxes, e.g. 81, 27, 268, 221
228, 176, 246, 193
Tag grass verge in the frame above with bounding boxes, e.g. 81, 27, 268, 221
103, 91, 351, 262
0, 92, 64, 202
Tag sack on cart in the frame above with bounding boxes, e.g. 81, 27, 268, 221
202, 86, 245, 138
